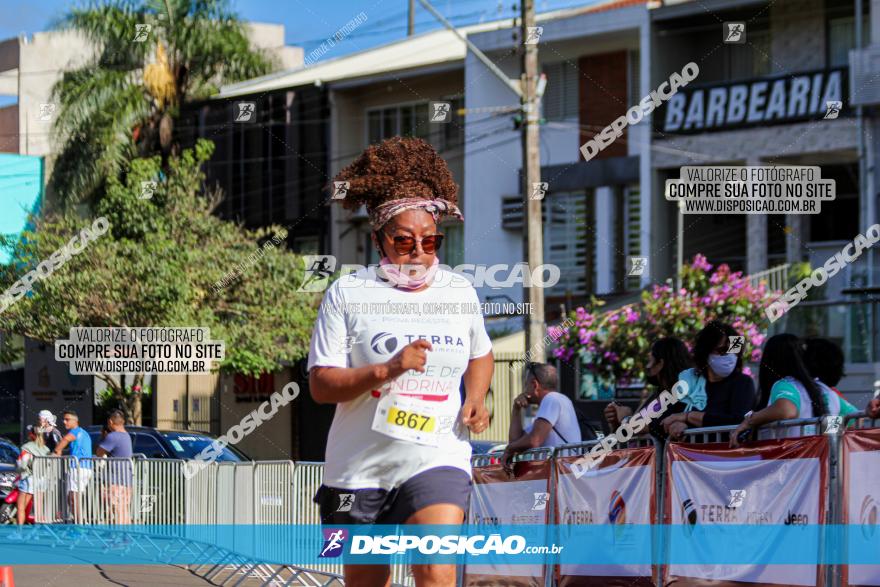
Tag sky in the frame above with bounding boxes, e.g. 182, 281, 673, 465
0, 0, 590, 71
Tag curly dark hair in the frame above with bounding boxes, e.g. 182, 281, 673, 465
332, 136, 458, 212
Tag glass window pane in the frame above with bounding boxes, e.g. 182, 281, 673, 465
382, 108, 396, 139
414, 103, 430, 139
444, 97, 464, 148
401, 106, 414, 136
368, 110, 381, 144
133, 434, 165, 458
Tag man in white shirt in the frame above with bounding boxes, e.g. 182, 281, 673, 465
503, 362, 580, 467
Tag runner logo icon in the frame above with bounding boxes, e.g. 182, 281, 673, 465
336, 494, 355, 512
531, 492, 549, 511
319, 529, 348, 558
727, 489, 747, 508
298, 255, 337, 292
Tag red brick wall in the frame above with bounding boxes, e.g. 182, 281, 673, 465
579, 51, 629, 160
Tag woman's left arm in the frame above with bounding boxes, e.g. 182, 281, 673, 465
730, 399, 797, 447
460, 352, 494, 434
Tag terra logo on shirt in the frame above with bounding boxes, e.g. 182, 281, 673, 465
368, 332, 465, 355
371, 332, 399, 354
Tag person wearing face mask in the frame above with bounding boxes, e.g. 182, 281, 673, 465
662, 321, 756, 439
308, 137, 493, 587
604, 337, 695, 440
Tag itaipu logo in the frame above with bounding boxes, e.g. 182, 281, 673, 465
371, 332, 399, 355
609, 490, 626, 525
319, 528, 348, 558
609, 490, 628, 541
860, 496, 878, 539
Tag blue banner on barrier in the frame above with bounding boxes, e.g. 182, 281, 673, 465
0, 525, 877, 566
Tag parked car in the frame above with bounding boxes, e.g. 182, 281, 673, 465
84, 426, 250, 461
0, 438, 19, 492
469, 440, 506, 455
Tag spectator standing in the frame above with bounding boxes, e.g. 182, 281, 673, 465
38, 410, 63, 454
604, 337, 694, 440
96, 410, 133, 524
53, 410, 93, 521
663, 321, 755, 439
731, 334, 857, 446
15, 424, 49, 525
504, 363, 580, 466
805, 337, 880, 419
868, 395, 880, 419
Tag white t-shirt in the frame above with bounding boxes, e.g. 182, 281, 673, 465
525, 391, 581, 447
307, 267, 493, 490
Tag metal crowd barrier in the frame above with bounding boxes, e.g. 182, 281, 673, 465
467, 414, 880, 587
21, 413, 880, 587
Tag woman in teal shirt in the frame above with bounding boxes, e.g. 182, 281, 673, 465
730, 334, 857, 446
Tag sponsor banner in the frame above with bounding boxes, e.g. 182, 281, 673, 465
843, 428, 880, 587
665, 437, 828, 586
466, 459, 552, 587
555, 447, 656, 587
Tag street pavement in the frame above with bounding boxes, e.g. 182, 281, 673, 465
10, 564, 346, 586
11, 565, 220, 586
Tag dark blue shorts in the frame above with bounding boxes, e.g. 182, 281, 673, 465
314, 466, 472, 525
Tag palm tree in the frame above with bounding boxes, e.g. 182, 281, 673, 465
49, 0, 278, 206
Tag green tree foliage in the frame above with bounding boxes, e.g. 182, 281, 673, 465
0, 140, 318, 422
49, 0, 277, 205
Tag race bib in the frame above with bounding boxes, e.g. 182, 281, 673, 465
372, 393, 458, 446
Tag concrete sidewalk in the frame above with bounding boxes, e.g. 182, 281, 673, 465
10, 565, 219, 586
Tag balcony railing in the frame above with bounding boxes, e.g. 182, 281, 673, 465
747, 262, 790, 292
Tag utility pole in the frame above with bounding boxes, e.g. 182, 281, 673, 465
521, 0, 545, 352
416, 0, 543, 349
408, 0, 415, 36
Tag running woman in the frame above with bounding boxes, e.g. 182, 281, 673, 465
308, 137, 494, 587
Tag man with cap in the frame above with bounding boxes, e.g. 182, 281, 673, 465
38, 410, 63, 453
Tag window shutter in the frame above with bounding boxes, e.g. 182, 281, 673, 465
544, 192, 587, 297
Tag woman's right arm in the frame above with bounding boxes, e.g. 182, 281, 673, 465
310, 339, 432, 404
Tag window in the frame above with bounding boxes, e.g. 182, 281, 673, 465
541, 61, 579, 121
132, 434, 166, 458
544, 192, 588, 297
366, 99, 463, 151
623, 186, 642, 291
160, 432, 247, 461
828, 16, 869, 68
441, 222, 464, 267
628, 51, 641, 108
728, 27, 770, 78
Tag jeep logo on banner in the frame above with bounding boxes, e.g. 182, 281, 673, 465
659, 68, 846, 134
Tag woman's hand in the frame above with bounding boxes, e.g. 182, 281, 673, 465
662, 412, 686, 433
666, 420, 688, 440
385, 340, 432, 378
603, 402, 632, 429
461, 397, 490, 435
729, 419, 752, 448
